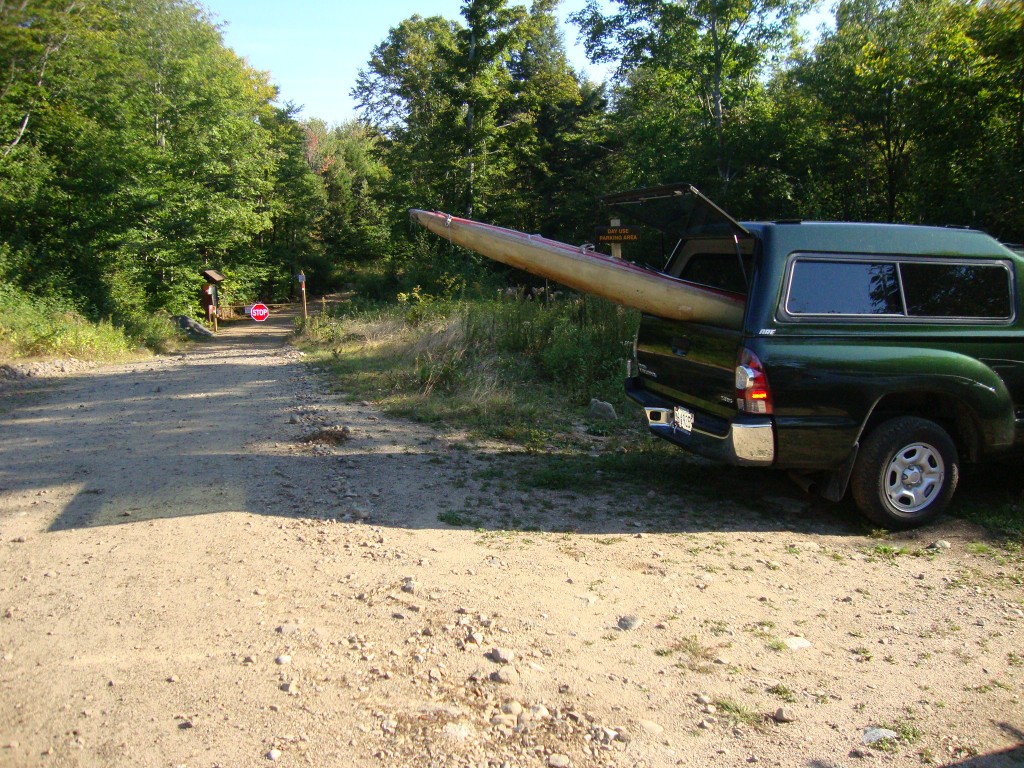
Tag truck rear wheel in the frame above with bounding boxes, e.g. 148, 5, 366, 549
851, 417, 958, 529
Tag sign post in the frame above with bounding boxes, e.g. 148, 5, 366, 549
610, 218, 622, 259
250, 303, 269, 322
297, 271, 307, 320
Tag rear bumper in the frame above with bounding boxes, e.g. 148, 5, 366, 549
625, 377, 775, 466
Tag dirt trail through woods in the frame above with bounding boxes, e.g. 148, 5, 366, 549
1, 311, 1023, 768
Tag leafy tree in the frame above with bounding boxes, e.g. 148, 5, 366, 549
353, 14, 462, 215
355, 1, 553, 222
492, 0, 611, 238
0, 0, 85, 160
786, 0, 1022, 238
793, 0, 939, 221
0, 0, 309, 318
304, 119, 392, 285
451, 0, 529, 218
970, 0, 1024, 240
903, 0, 989, 229
256, 104, 328, 300
571, 0, 812, 196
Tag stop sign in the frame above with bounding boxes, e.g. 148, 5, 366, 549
250, 303, 269, 322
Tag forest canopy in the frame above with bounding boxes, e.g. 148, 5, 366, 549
1, 0, 1021, 324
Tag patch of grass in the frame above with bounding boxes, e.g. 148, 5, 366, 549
746, 621, 776, 639
869, 544, 911, 560
968, 679, 1011, 693
559, 542, 586, 560
746, 621, 784, 651
714, 699, 764, 728
851, 646, 873, 662
767, 683, 797, 703
296, 295, 639, 444
870, 736, 901, 753
120, 312, 189, 354
954, 488, 1024, 541
437, 510, 478, 527
659, 635, 721, 673
876, 720, 925, 753
703, 619, 730, 636
881, 718, 922, 747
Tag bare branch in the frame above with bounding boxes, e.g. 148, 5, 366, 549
2, 112, 30, 158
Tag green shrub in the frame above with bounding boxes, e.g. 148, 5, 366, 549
293, 312, 351, 344
0, 282, 185, 359
295, 292, 640, 445
117, 312, 188, 355
463, 293, 638, 403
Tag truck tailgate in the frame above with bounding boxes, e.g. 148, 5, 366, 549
634, 315, 740, 420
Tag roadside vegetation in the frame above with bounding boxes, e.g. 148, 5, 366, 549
295, 290, 640, 448
956, 488, 1024, 543
0, 283, 184, 361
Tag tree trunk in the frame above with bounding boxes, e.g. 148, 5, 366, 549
709, 5, 727, 185
464, 27, 477, 219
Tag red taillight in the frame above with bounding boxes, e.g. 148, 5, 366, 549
735, 348, 773, 414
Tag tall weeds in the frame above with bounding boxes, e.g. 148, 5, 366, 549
0, 283, 185, 359
461, 294, 638, 402
295, 292, 640, 443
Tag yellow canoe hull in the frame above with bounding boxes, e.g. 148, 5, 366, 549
410, 209, 744, 329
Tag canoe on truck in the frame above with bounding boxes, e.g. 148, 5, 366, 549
409, 208, 745, 329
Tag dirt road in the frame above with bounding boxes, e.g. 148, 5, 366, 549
1, 313, 1022, 767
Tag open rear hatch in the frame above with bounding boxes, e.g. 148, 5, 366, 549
603, 183, 751, 243
607, 184, 754, 422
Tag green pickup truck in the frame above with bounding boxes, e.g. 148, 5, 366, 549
617, 184, 1024, 528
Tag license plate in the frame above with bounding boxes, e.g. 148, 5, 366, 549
673, 406, 694, 432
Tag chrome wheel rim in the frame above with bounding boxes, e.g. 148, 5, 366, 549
884, 442, 944, 516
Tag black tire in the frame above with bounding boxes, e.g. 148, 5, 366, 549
850, 416, 959, 529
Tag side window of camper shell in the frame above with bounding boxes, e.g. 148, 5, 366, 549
784, 256, 1014, 320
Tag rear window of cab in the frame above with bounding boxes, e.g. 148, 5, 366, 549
783, 256, 1014, 321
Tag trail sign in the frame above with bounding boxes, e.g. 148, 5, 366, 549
250, 303, 269, 322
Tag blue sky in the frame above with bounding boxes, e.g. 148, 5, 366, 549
200, 0, 615, 126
